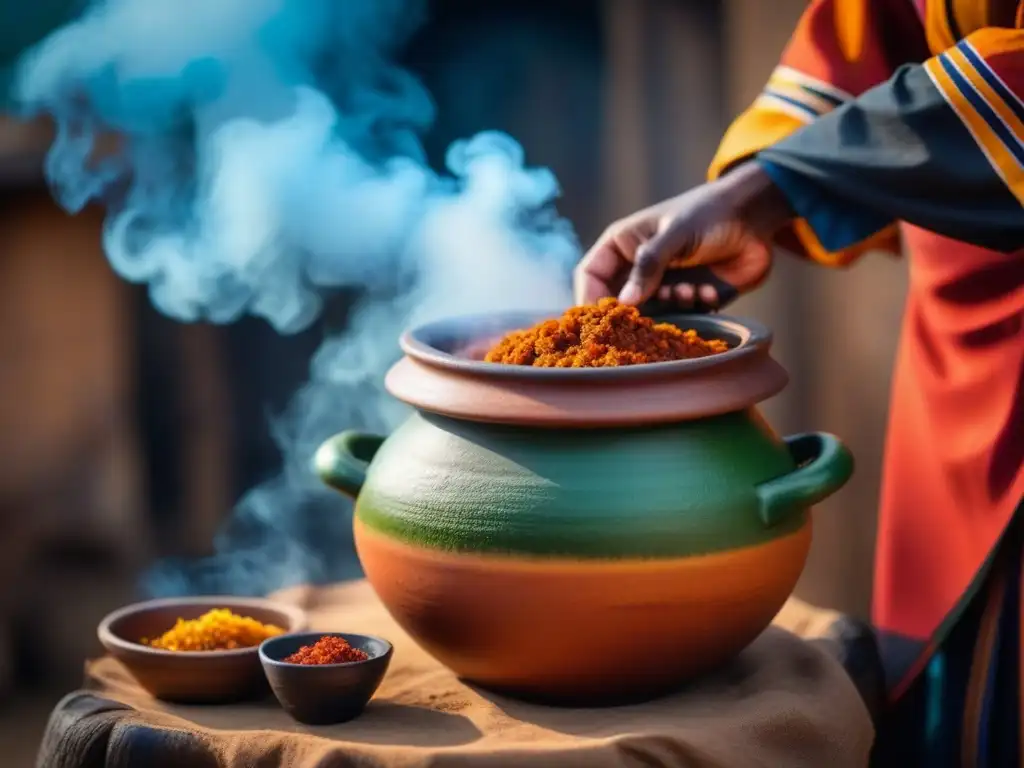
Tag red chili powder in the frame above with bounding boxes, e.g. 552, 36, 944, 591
283, 635, 369, 665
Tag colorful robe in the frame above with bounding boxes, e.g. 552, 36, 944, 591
708, 0, 1024, 763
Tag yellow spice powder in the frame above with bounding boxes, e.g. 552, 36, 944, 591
143, 608, 285, 651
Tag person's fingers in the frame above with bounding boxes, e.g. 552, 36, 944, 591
673, 283, 695, 307
706, 236, 772, 295
579, 219, 773, 309
668, 227, 747, 270
667, 237, 772, 312
574, 227, 648, 305
618, 222, 696, 305
658, 285, 672, 302
661, 266, 736, 312
574, 272, 606, 307
619, 242, 673, 304
698, 284, 719, 307
574, 243, 619, 305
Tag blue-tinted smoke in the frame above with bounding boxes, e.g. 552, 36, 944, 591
15, 0, 577, 595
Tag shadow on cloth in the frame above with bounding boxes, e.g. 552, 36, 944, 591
463, 628, 847, 743
159, 698, 484, 747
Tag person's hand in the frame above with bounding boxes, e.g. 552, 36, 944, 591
574, 162, 793, 310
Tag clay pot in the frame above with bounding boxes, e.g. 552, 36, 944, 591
316, 312, 853, 705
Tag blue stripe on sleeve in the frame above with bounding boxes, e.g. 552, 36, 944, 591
756, 159, 894, 252
957, 41, 1024, 126
939, 55, 1024, 166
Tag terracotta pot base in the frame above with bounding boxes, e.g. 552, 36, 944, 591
354, 518, 812, 703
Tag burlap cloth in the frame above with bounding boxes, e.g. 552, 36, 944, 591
42, 580, 873, 768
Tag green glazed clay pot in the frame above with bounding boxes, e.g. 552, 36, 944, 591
317, 312, 853, 705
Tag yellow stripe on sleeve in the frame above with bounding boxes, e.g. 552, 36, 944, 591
791, 218, 902, 267
708, 107, 807, 181
947, 46, 1024, 151
765, 74, 844, 117
923, 55, 1024, 204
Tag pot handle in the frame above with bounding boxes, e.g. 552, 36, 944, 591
314, 431, 386, 499
756, 432, 854, 527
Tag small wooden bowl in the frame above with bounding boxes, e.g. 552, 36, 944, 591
259, 632, 393, 725
97, 596, 307, 704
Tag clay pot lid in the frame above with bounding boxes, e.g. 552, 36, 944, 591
385, 311, 788, 428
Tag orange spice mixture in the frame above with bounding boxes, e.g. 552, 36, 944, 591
143, 608, 284, 651
283, 635, 369, 665
484, 298, 728, 368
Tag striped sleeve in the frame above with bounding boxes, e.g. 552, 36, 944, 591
756, 65, 853, 124
923, 30, 1024, 205
755, 27, 1024, 257
709, 0, 928, 266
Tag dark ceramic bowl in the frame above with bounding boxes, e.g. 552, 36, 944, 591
97, 596, 307, 704
259, 632, 393, 725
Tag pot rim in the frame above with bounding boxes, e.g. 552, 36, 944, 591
398, 311, 772, 381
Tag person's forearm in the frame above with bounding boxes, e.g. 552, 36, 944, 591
714, 162, 795, 240
756, 30, 1024, 254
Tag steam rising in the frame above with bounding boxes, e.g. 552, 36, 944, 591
16, 0, 578, 594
